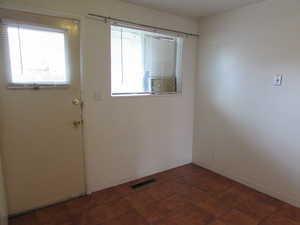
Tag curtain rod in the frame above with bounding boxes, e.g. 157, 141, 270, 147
87, 13, 199, 37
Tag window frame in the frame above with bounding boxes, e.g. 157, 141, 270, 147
110, 24, 183, 97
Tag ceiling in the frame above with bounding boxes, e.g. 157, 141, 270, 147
122, 0, 264, 18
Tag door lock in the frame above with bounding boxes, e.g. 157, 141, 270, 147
72, 120, 82, 128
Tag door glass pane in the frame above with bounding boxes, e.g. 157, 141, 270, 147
7, 25, 68, 85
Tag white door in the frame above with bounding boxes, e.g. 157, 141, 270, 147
0, 8, 85, 214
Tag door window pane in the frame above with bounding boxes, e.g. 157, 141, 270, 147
7, 25, 68, 85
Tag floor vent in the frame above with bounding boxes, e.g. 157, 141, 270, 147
131, 178, 156, 189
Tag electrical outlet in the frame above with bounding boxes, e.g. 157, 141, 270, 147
273, 75, 283, 86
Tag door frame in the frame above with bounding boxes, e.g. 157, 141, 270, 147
0, 155, 7, 225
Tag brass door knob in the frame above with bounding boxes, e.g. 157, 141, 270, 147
72, 98, 81, 105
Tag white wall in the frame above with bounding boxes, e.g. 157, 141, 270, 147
83, 20, 197, 192
194, 0, 300, 207
0, 0, 198, 195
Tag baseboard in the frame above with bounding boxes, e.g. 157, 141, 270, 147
88, 159, 192, 194
193, 161, 300, 208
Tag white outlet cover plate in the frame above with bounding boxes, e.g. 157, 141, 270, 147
273, 75, 283, 86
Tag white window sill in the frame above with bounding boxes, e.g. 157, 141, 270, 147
111, 92, 181, 98
7, 84, 70, 90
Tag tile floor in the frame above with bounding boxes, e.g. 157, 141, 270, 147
9, 164, 300, 225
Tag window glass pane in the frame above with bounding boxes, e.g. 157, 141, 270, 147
111, 25, 182, 95
7, 25, 68, 84
111, 27, 145, 94
122, 29, 144, 93
144, 35, 177, 93
144, 35, 176, 78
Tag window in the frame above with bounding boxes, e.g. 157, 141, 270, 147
5, 23, 69, 86
111, 25, 183, 96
